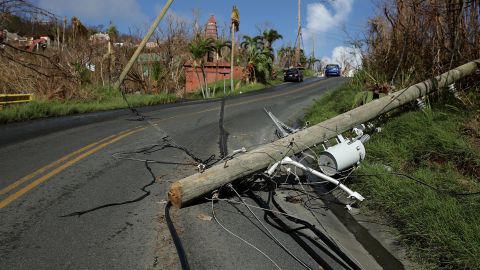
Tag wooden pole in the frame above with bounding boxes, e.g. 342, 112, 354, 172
56, 24, 60, 48
223, 73, 226, 95
62, 16, 66, 50
312, 32, 315, 59
295, 0, 301, 66
230, 23, 235, 93
168, 60, 480, 208
113, 0, 174, 90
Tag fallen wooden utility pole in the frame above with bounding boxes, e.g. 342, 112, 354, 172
168, 60, 480, 208
113, 0, 174, 90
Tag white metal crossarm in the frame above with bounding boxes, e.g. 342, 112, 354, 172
266, 157, 365, 203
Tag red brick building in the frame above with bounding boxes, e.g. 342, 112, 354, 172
184, 15, 243, 92
184, 60, 243, 92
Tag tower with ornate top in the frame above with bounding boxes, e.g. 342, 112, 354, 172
205, 15, 218, 40
205, 15, 218, 62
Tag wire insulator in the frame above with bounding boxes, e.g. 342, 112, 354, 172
359, 134, 371, 143
416, 98, 427, 110
448, 83, 460, 98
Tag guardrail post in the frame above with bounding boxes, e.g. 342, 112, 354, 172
0, 94, 33, 108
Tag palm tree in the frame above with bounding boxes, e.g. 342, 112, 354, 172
212, 39, 231, 96
277, 46, 295, 68
188, 36, 213, 98
307, 56, 320, 70
241, 35, 273, 83
253, 49, 274, 83
277, 47, 288, 68
107, 24, 119, 42
262, 29, 283, 50
260, 29, 282, 78
241, 35, 264, 53
241, 35, 260, 83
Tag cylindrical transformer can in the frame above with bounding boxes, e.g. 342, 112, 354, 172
318, 140, 366, 176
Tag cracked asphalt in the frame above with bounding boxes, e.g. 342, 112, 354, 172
0, 77, 399, 269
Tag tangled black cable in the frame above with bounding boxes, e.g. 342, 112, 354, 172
270, 191, 363, 270
247, 189, 363, 270
165, 202, 190, 270
112, 141, 217, 168
119, 89, 145, 121
111, 84, 201, 269
236, 169, 363, 270
60, 161, 158, 217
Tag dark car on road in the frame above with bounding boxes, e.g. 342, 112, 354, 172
284, 68, 304, 82
325, 64, 341, 77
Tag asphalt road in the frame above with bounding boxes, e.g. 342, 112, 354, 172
0, 77, 401, 269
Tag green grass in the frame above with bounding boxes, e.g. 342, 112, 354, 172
305, 81, 480, 269
304, 83, 361, 123
0, 87, 176, 124
303, 69, 317, 77
0, 76, 285, 123
0, 77, 284, 123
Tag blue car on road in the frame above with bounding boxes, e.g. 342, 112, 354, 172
325, 64, 341, 77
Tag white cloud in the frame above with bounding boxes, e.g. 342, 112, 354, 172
322, 46, 362, 76
299, 1, 358, 76
37, 0, 149, 27
303, 0, 354, 36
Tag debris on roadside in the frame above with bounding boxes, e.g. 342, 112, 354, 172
197, 213, 213, 221
285, 195, 303, 204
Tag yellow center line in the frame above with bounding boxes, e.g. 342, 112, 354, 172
0, 127, 145, 209
0, 81, 326, 209
0, 130, 132, 196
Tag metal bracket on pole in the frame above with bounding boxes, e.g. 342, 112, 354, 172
266, 157, 365, 204
264, 108, 299, 138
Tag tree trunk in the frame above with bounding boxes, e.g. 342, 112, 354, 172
201, 64, 209, 98
213, 57, 219, 97
100, 60, 105, 86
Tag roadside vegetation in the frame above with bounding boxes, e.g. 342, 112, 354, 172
303, 1, 480, 266
305, 77, 480, 269
0, 87, 176, 123
304, 1, 480, 268
0, 1, 298, 123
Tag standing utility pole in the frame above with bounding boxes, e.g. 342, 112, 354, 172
295, 0, 301, 66
312, 32, 315, 59
312, 32, 316, 70
62, 16, 66, 50
56, 24, 60, 49
230, 6, 240, 93
230, 24, 235, 92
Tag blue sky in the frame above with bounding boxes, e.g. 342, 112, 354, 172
36, 0, 375, 64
